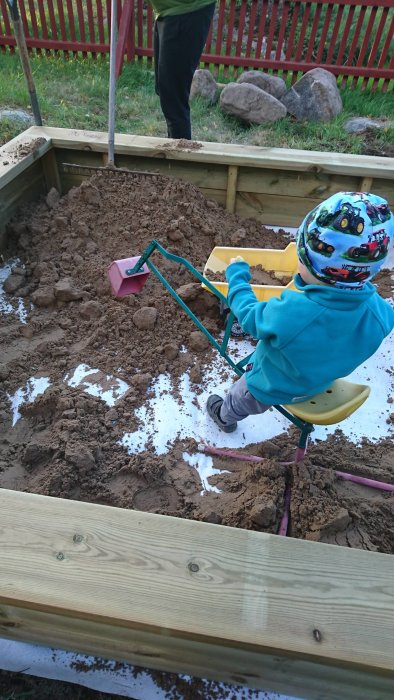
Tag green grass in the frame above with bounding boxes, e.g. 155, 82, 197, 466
0, 52, 393, 154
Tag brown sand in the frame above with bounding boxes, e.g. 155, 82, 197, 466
1, 171, 393, 697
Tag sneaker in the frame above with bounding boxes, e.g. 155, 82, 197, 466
218, 301, 248, 339
230, 320, 248, 338
206, 394, 237, 433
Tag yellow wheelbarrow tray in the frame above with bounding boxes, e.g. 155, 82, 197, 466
203, 241, 299, 301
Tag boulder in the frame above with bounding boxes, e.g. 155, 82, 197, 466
237, 70, 287, 100
344, 117, 390, 134
281, 68, 342, 122
220, 82, 287, 124
0, 109, 34, 125
190, 69, 218, 104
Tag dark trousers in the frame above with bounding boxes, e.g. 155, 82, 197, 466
154, 3, 215, 140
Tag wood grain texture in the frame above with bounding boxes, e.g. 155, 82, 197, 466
1, 603, 394, 700
0, 489, 393, 679
2, 127, 393, 179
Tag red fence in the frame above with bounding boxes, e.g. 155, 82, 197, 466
1, 1, 393, 91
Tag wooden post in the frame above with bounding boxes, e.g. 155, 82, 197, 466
360, 177, 373, 191
41, 149, 62, 195
225, 165, 238, 213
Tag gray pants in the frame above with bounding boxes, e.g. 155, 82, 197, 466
220, 374, 270, 425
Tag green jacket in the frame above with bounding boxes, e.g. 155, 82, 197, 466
149, 0, 215, 19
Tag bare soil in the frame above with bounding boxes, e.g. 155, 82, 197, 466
1, 171, 393, 698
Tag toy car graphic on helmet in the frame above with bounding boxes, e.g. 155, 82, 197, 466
296, 191, 394, 289
316, 201, 364, 235
347, 228, 390, 261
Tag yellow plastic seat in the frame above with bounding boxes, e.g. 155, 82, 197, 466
283, 378, 371, 426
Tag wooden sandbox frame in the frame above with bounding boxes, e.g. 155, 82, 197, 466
0, 127, 393, 700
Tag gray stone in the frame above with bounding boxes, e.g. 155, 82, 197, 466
189, 330, 210, 352
281, 68, 342, 122
79, 300, 102, 320
31, 286, 55, 307
237, 70, 287, 99
220, 82, 287, 124
132, 306, 158, 330
4, 273, 25, 294
80, 180, 101, 206
0, 109, 34, 125
54, 278, 83, 302
344, 117, 390, 134
46, 187, 60, 209
175, 283, 202, 302
163, 343, 179, 360
190, 69, 218, 104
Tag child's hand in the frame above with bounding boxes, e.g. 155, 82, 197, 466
230, 255, 245, 264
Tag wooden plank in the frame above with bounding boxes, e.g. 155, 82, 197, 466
54, 147, 229, 191
0, 163, 46, 250
0, 490, 394, 681
235, 192, 323, 227
12, 127, 394, 181
237, 168, 362, 198
1, 605, 393, 700
0, 131, 52, 188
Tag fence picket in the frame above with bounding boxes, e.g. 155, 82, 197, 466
86, 0, 96, 54
0, 0, 392, 91
346, 6, 367, 67
376, 11, 393, 67
47, 0, 58, 41
285, 2, 301, 60
26, 0, 38, 44
368, 6, 389, 66
245, 0, 258, 59
254, 0, 269, 60
304, 3, 322, 62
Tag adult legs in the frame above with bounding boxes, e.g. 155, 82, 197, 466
153, 3, 215, 139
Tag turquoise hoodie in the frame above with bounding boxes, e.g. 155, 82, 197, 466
226, 262, 394, 405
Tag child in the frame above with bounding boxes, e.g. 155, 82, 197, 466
207, 191, 394, 433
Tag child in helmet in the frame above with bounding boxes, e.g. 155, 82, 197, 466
207, 191, 394, 433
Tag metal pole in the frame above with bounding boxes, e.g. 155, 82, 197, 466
107, 0, 117, 167
6, 0, 42, 126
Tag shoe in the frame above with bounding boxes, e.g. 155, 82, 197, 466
230, 320, 248, 338
218, 301, 248, 339
206, 394, 237, 433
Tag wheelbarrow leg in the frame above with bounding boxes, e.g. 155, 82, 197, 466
294, 422, 314, 463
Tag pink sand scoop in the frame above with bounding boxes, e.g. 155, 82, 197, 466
108, 256, 150, 297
